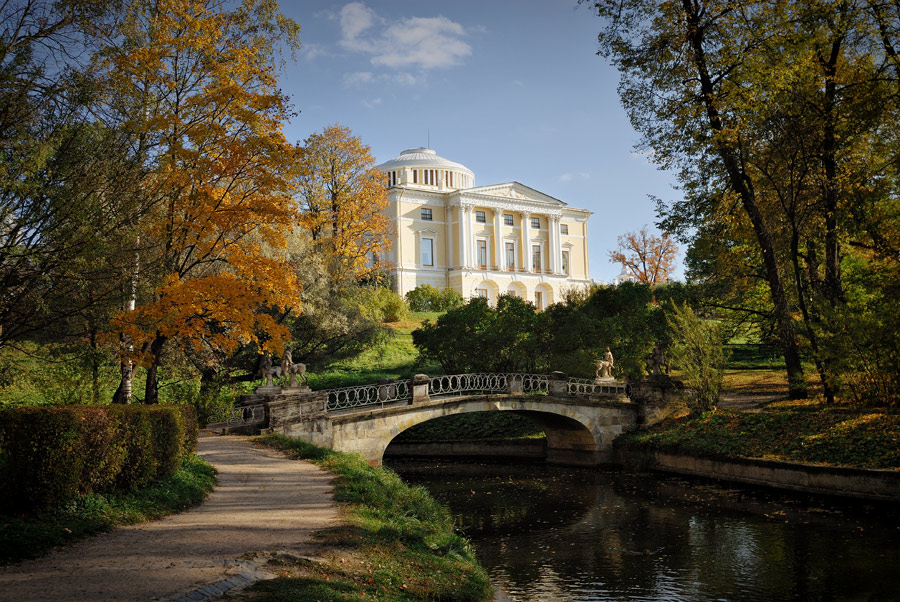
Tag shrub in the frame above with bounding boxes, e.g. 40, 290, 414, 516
357, 286, 408, 323
0, 405, 198, 510
405, 284, 464, 312
666, 302, 728, 413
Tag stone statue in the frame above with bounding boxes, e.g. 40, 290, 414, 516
259, 354, 282, 388
280, 349, 308, 388
646, 343, 669, 376
595, 346, 614, 380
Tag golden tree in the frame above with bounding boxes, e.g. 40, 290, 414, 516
296, 125, 391, 283
101, 0, 303, 403
609, 226, 678, 286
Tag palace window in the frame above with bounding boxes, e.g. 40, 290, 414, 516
476, 288, 488, 299
448, 171, 453, 187
505, 242, 515, 269
413, 169, 418, 184
562, 250, 570, 275
532, 244, 542, 272
475, 210, 486, 223
504, 214, 514, 226
422, 238, 434, 267
531, 216, 541, 229
421, 208, 432, 221
560, 223, 568, 235
476, 239, 487, 269
534, 291, 543, 311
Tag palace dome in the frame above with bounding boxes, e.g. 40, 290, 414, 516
377, 148, 475, 190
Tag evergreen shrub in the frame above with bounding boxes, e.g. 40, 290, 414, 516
0, 405, 197, 511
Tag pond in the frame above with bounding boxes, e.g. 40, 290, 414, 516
386, 459, 900, 602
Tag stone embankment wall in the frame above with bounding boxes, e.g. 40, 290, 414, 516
615, 445, 900, 502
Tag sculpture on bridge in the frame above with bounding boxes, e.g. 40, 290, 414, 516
280, 349, 309, 389
646, 343, 669, 376
595, 346, 615, 381
259, 354, 282, 389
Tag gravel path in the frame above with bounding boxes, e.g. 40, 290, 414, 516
0, 433, 339, 602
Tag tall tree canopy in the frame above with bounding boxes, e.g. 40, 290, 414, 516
295, 124, 391, 283
589, 0, 900, 402
609, 226, 678, 285
98, 0, 303, 403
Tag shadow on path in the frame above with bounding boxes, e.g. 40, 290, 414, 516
0, 433, 339, 602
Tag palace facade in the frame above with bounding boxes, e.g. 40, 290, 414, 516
376, 147, 591, 309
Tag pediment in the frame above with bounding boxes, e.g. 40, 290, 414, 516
466, 182, 567, 207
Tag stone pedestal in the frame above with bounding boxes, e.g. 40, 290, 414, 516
411, 374, 430, 404
548, 371, 568, 396
255, 386, 282, 395
283, 386, 312, 394
507, 374, 524, 395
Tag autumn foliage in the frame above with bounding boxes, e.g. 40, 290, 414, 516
296, 125, 392, 283
99, 0, 303, 401
609, 226, 678, 285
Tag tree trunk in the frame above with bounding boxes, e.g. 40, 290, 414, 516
143, 334, 167, 404
682, 0, 806, 398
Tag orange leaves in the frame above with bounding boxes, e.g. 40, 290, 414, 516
106, 0, 303, 363
609, 225, 679, 285
296, 125, 392, 283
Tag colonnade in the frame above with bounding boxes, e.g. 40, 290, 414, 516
455, 204, 564, 274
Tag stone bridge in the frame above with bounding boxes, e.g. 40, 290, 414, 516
213, 373, 679, 466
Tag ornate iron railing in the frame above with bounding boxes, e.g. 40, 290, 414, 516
325, 379, 411, 411
427, 373, 549, 397
567, 377, 627, 397
207, 404, 266, 427
319, 373, 625, 413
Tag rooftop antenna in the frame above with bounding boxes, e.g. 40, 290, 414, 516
427, 128, 430, 149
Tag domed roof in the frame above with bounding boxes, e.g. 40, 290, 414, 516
376, 147, 473, 176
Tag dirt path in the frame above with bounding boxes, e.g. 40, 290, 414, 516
0, 433, 340, 602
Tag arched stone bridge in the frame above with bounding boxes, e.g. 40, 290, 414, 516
216, 373, 678, 466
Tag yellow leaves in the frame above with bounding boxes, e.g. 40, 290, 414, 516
105, 0, 303, 362
296, 125, 392, 283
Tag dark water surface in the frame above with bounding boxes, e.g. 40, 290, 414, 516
386, 459, 900, 602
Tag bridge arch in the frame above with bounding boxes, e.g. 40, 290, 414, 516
330, 395, 629, 466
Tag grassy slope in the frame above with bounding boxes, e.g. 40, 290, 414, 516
0, 455, 217, 564
619, 400, 900, 469
307, 312, 443, 390
250, 435, 493, 602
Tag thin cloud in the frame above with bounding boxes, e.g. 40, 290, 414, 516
558, 172, 591, 183
343, 71, 375, 86
302, 42, 327, 62
339, 2, 472, 71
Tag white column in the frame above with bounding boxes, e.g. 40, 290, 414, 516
465, 206, 474, 269
521, 210, 531, 272
548, 216, 558, 274
493, 210, 503, 271
457, 205, 467, 268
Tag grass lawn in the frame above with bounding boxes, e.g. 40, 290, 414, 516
0, 455, 217, 564
620, 400, 900, 470
307, 312, 442, 390
247, 435, 493, 602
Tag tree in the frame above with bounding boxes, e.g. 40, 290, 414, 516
295, 125, 391, 283
0, 1, 140, 350
609, 226, 678, 285
100, 0, 303, 403
666, 302, 727, 414
589, 0, 900, 400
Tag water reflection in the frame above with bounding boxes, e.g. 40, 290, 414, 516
388, 459, 900, 602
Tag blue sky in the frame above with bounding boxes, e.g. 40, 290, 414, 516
277, 0, 683, 282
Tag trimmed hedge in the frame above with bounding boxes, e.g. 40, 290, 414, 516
0, 405, 198, 512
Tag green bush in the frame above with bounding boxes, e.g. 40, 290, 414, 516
0, 405, 198, 511
405, 284, 464, 312
666, 302, 728, 413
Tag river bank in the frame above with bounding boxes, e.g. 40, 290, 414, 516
252, 434, 493, 602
